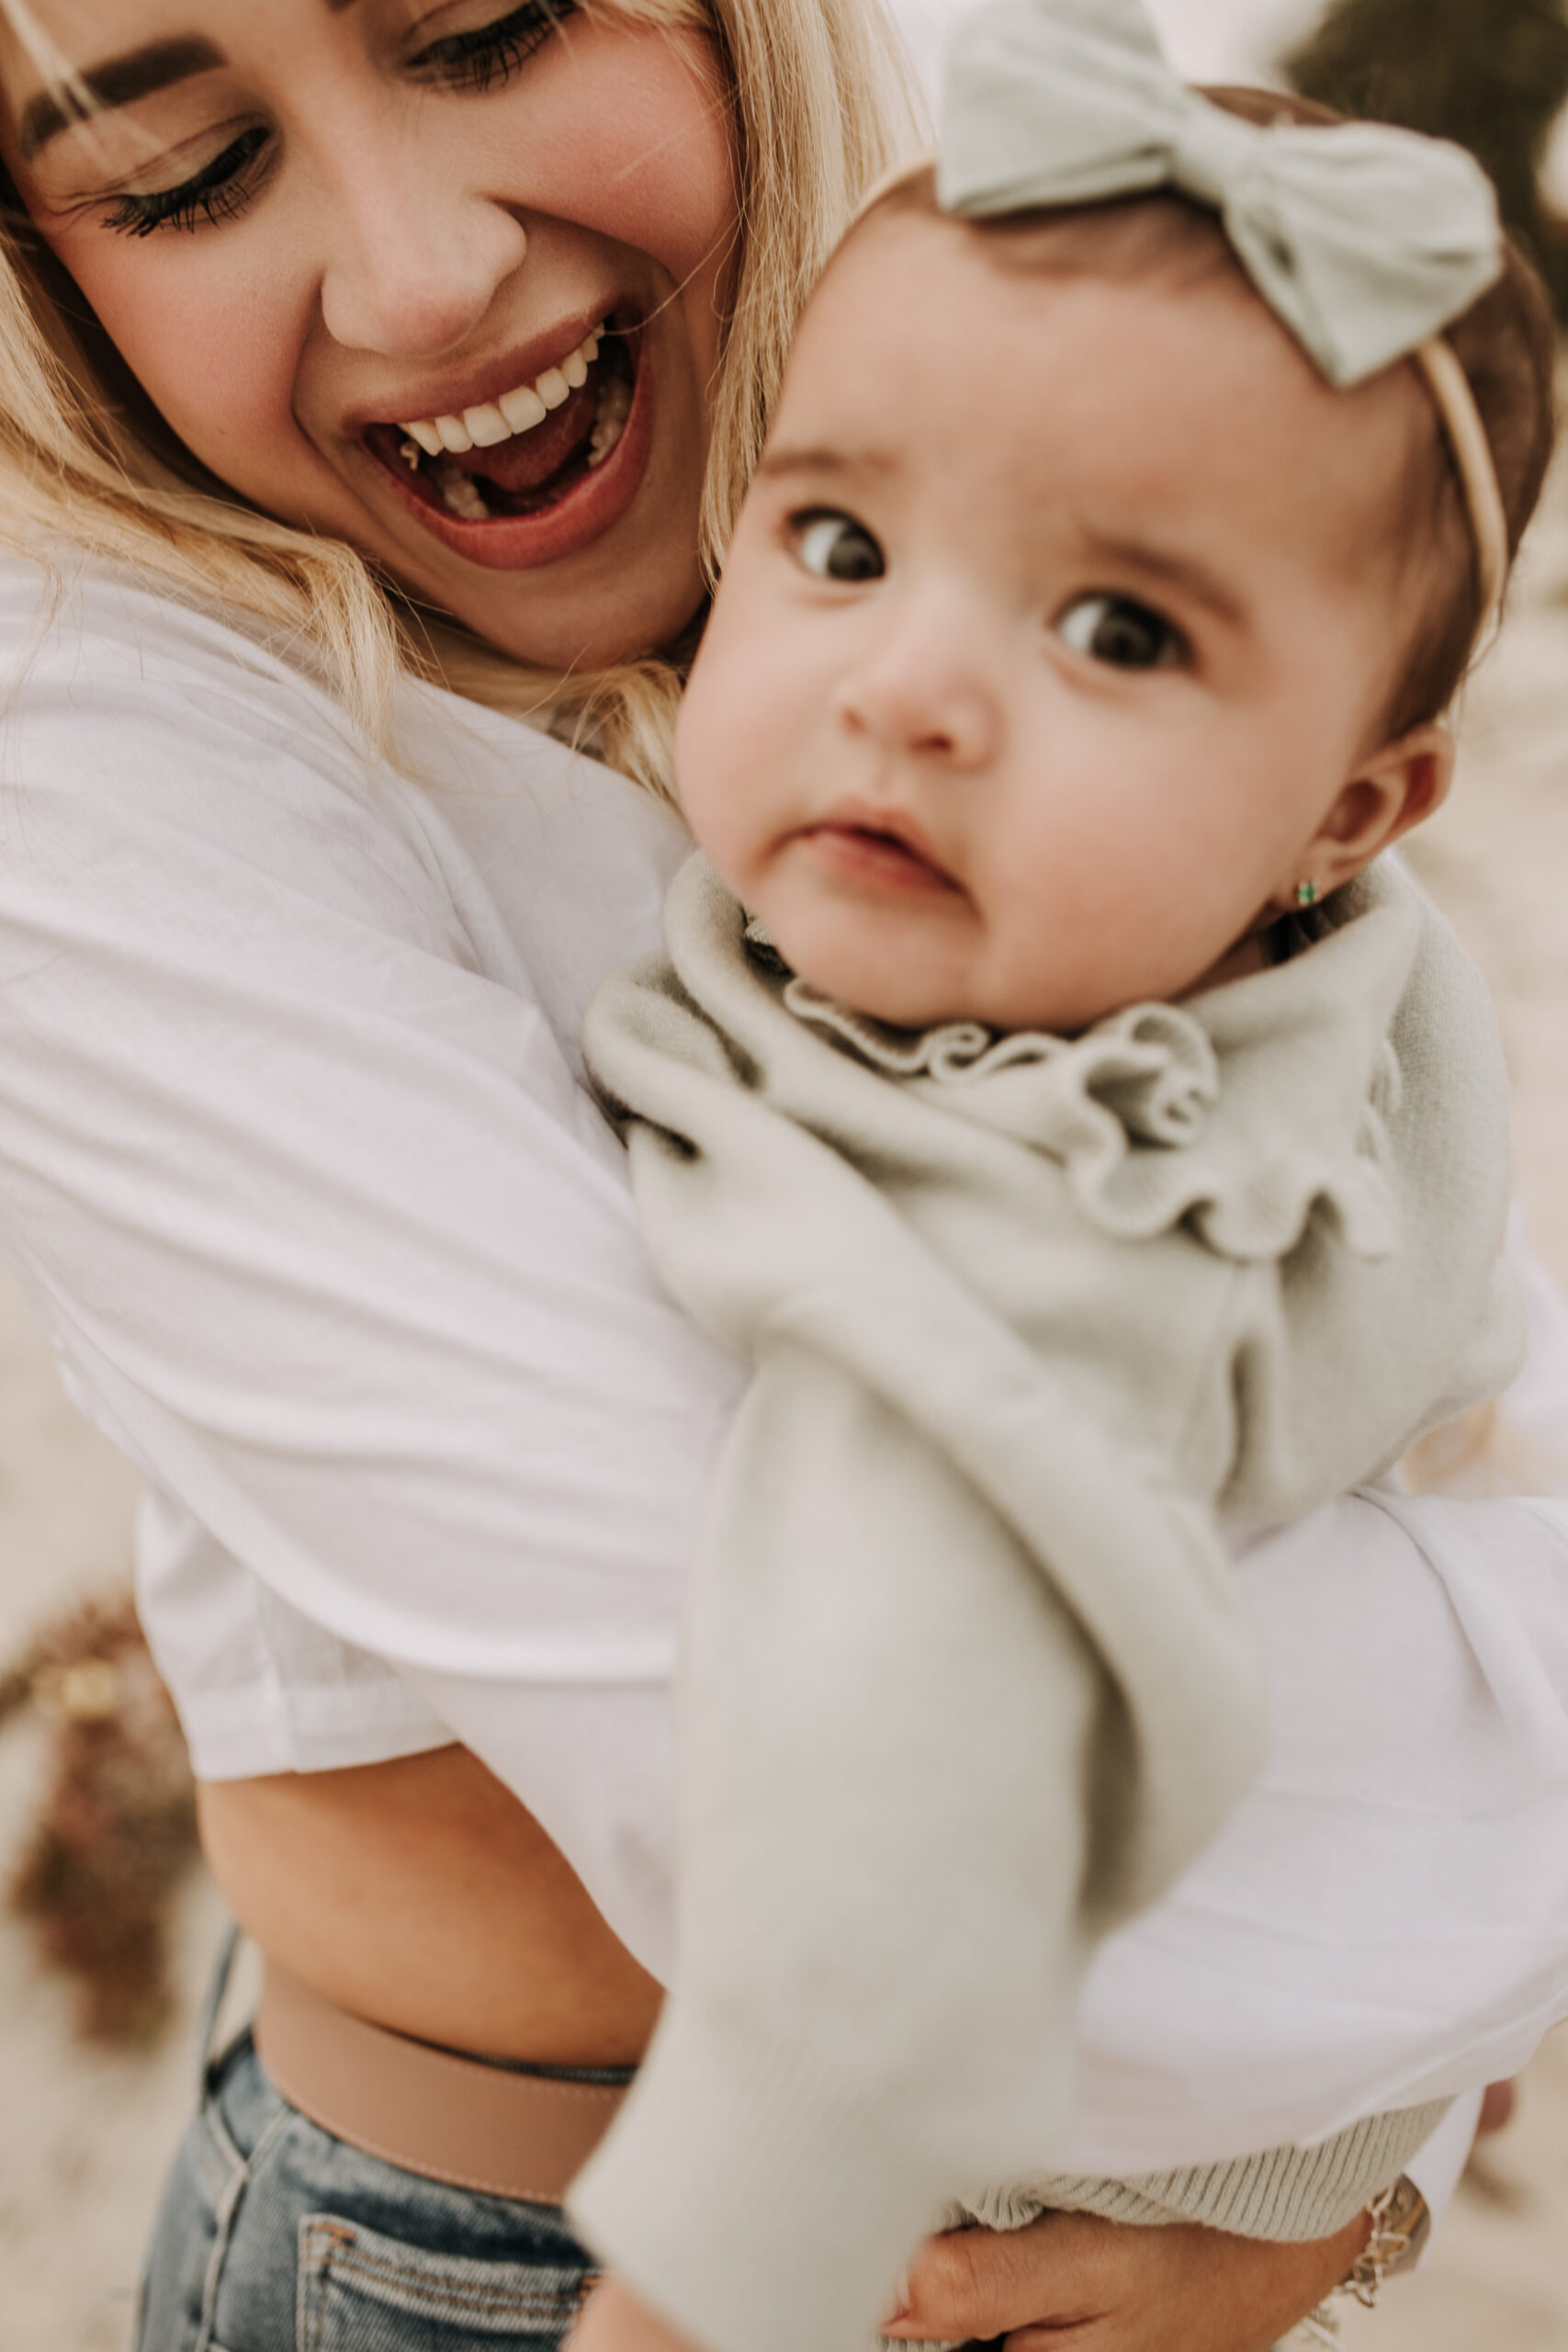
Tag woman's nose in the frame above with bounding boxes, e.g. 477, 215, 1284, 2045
832, 603, 1001, 770
317, 164, 528, 359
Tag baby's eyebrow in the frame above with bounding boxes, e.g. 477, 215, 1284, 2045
756, 443, 899, 486
1077, 530, 1247, 628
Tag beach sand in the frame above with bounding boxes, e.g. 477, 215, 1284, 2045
2, 466, 1566, 2347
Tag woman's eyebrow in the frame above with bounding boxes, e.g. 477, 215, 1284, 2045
17, 36, 226, 159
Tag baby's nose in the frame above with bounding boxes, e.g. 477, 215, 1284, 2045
834, 617, 1000, 770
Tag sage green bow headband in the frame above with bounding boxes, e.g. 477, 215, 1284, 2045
931, 0, 1510, 623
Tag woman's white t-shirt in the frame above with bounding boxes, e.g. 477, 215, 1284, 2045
2, 554, 1566, 2175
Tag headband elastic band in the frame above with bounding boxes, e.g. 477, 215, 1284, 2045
1413, 336, 1510, 644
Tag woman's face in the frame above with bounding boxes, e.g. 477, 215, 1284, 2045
0, 0, 739, 667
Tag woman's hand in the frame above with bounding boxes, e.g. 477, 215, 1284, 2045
570, 2205, 1370, 2352
882, 2206, 1371, 2352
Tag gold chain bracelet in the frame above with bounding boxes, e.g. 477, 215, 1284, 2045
1292, 2175, 1430, 2346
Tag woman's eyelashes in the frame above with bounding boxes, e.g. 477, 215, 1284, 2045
100, 2, 576, 237
792, 511, 886, 583
1055, 592, 1188, 673
410, 0, 579, 95
104, 127, 272, 239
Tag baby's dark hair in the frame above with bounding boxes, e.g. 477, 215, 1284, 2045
871, 88, 1557, 738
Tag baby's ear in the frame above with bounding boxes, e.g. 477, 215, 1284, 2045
1293, 722, 1456, 901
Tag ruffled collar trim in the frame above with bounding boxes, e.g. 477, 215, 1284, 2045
748, 869, 1419, 1264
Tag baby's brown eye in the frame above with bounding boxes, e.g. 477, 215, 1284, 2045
1057, 593, 1185, 671
794, 512, 885, 583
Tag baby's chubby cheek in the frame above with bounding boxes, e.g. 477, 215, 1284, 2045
671, 645, 784, 903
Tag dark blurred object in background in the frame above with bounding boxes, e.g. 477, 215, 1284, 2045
1287, 0, 1568, 316
3, 1592, 198, 2043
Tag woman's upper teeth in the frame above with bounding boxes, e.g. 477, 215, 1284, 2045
399, 328, 604, 457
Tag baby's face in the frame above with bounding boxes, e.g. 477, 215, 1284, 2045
676, 205, 1438, 1033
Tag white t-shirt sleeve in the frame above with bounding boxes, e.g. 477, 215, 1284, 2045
0, 567, 738, 1967
1404, 2088, 1484, 2247
1057, 1483, 1568, 2170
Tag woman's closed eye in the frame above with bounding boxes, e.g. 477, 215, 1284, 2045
792, 511, 886, 584
409, 0, 580, 96
103, 127, 272, 239
1055, 592, 1187, 672
99, 3, 576, 237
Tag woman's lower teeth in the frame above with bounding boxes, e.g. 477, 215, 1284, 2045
400, 365, 632, 520
426, 455, 491, 520
587, 378, 633, 469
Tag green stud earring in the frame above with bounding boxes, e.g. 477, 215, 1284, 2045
1295, 880, 1319, 910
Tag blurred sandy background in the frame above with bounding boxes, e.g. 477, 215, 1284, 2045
2, 2, 1566, 2346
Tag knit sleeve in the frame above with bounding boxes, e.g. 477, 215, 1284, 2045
570, 1326, 1264, 2352
572, 865, 1265, 2352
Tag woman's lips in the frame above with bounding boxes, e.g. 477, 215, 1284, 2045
362, 334, 651, 574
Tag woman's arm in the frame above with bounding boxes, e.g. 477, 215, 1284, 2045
0, 564, 738, 1971
11, 571, 1567, 2099
570, 2207, 1373, 2352
6, 573, 1567, 2322
1055, 1484, 1568, 2174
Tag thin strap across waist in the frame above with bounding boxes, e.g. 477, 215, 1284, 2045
254, 1960, 630, 2206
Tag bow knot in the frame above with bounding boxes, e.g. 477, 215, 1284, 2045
936, 0, 1504, 388
1168, 105, 1264, 214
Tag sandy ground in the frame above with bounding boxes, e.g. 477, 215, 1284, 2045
2, 464, 1567, 2352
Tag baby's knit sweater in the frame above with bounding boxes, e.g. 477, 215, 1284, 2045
572, 853, 1519, 2352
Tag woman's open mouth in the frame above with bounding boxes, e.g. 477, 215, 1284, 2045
363, 318, 648, 571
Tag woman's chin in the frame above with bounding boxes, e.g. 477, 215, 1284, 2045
436, 563, 709, 674
356, 458, 710, 673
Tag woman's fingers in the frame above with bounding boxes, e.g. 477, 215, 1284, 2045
884, 2213, 1117, 2340
886, 2207, 1374, 2352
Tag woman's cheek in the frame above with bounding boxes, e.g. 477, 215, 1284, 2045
499, 29, 737, 294
61, 232, 325, 502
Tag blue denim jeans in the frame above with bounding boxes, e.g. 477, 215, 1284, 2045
137, 1939, 625, 2352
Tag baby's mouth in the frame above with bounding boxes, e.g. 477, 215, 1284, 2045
365, 320, 637, 523
802, 810, 963, 896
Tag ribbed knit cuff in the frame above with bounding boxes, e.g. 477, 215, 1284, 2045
964, 2098, 1454, 2241
567, 1994, 953, 2352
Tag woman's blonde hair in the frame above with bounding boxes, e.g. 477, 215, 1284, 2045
0, 0, 919, 795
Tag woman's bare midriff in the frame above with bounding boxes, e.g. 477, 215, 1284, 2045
197, 1746, 663, 2067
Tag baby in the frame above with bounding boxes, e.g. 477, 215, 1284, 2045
573, 5, 1558, 2348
